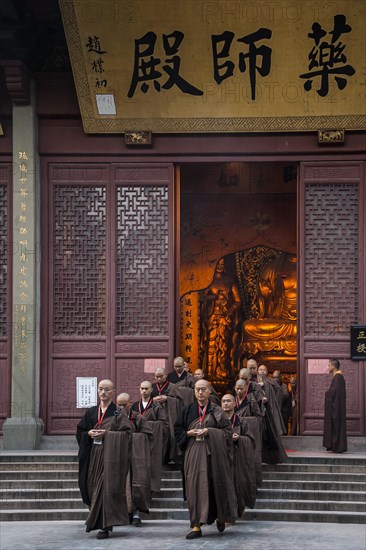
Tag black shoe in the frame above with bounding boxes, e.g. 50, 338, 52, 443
186, 530, 202, 539
96, 530, 109, 539
216, 521, 225, 533
132, 517, 142, 526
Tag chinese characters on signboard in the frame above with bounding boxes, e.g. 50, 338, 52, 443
350, 326, 366, 360
60, 0, 365, 133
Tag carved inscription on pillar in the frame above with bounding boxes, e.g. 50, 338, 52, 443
0, 185, 7, 337
116, 186, 169, 336
53, 186, 106, 336
304, 184, 359, 336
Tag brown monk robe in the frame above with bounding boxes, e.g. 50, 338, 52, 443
234, 377, 263, 488
258, 365, 286, 435
167, 356, 195, 406
222, 394, 257, 516
116, 393, 154, 526
152, 367, 185, 463
76, 379, 131, 540
174, 379, 237, 540
323, 359, 347, 453
257, 365, 287, 464
131, 380, 167, 492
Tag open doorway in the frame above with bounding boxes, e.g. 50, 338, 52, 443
178, 162, 298, 396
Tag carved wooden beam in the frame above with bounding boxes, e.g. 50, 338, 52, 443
0, 60, 30, 105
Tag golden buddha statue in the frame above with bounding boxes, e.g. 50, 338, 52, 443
200, 258, 241, 383
242, 252, 297, 357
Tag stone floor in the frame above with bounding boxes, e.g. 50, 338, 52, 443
1, 519, 365, 550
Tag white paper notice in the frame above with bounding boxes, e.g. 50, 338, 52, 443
76, 377, 97, 408
144, 358, 166, 373
96, 94, 116, 115
307, 359, 329, 374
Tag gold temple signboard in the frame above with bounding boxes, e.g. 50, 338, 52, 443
60, 0, 366, 133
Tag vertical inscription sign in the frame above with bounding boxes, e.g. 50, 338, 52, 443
351, 326, 366, 360
14, 151, 31, 373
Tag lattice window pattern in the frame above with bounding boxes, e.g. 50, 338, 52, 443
0, 185, 7, 337
304, 184, 359, 336
116, 186, 169, 336
53, 186, 106, 336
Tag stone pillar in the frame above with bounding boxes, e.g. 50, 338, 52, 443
2, 62, 43, 449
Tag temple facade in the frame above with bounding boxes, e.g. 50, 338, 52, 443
0, 0, 365, 448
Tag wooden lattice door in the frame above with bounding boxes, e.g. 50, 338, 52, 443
299, 161, 365, 436
42, 163, 175, 434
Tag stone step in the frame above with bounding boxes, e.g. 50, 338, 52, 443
0, 454, 78, 463
262, 471, 366, 482
0, 488, 82, 499
254, 499, 366, 512
261, 480, 366, 491
0, 509, 88, 521
0, 462, 78, 471
257, 488, 366, 502
1, 453, 364, 466
262, 463, 366, 474
160, 478, 183, 487
0, 498, 88, 510
150, 498, 188, 509
2, 487, 364, 505
1, 461, 364, 475
0, 470, 78, 480
0, 452, 364, 524
152, 488, 184, 499
282, 456, 366, 466
243, 509, 366, 524
0, 480, 78, 490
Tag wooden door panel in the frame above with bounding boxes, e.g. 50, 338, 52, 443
43, 162, 174, 433
299, 161, 365, 436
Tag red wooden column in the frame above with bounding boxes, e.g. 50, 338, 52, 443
299, 161, 365, 436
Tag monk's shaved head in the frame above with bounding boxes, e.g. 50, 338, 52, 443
98, 379, 114, 389
239, 368, 250, 380
222, 394, 235, 403
155, 367, 166, 376
116, 392, 131, 411
194, 378, 210, 389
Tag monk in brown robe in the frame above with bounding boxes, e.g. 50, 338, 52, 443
167, 357, 196, 407
222, 394, 257, 516
234, 378, 263, 487
116, 392, 153, 526
258, 364, 286, 435
131, 380, 167, 492
76, 379, 131, 539
257, 366, 287, 464
323, 358, 347, 453
174, 379, 237, 539
152, 367, 185, 463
